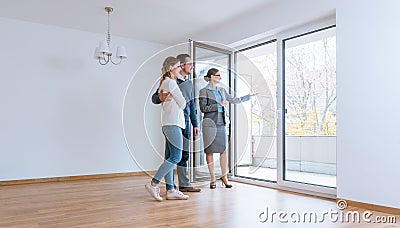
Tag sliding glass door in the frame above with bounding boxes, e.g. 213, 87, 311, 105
230, 25, 337, 195
235, 41, 278, 182
283, 26, 337, 189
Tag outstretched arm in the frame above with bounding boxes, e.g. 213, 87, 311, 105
223, 88, 251, 104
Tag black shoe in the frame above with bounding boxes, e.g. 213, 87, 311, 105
210, 181, 216, 189
179, 186, 201, 192
219, 177, 233, 188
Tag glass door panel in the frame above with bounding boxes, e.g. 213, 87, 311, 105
235, 41, 278, 182
283, 26, 337, 188
191, 41, 232, 182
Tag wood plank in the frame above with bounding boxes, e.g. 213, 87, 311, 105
0, 175, 398, 227
337, 198, 400, 216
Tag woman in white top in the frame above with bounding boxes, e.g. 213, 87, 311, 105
145, 56, 189, 201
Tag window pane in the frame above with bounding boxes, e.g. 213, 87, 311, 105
236, 41, 278, 182
284, 27, 336, 187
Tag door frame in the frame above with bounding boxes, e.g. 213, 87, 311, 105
189, 40, 235, 182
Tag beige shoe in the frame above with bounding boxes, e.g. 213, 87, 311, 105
145, 182, 163, 201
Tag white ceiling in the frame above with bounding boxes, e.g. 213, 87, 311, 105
0, 0, 278, 45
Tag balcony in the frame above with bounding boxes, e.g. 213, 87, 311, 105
237, 136, 336, 187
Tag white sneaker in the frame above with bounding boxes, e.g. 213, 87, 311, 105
145, 182, 163, 201
166, 189, 189, 200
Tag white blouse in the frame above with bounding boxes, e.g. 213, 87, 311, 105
159, 77, 186, 129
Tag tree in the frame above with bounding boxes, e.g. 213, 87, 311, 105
285, 36, 336, 136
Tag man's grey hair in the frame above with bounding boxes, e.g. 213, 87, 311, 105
176, 54, 191, 64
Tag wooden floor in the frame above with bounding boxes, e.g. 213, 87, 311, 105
0, 175, 398, 227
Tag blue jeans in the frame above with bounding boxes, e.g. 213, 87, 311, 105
177, 121, 190, 187
152, 125, 183, 190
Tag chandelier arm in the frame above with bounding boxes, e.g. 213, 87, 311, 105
98, 54, 110, 65
98, 58, 108, 65
110, 57, 122, 65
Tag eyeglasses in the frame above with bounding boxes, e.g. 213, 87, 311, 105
183, 62, 193, 66
213, 74, 221, 77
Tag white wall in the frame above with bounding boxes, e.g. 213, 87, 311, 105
336, 1, 400, 209
0, 17, 167, 181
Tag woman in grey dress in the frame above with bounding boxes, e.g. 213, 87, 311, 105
199, 68, 253, 189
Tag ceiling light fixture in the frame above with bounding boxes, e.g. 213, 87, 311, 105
94, 7, 127, 65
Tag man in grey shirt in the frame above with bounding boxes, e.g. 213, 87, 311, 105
152, 54, 201, 192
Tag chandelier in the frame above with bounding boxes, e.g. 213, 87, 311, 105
94, 7, 127, 65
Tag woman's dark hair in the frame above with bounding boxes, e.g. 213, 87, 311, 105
204, 68, 219, 82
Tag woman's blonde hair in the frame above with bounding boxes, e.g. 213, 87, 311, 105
158, 56, 180, 92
